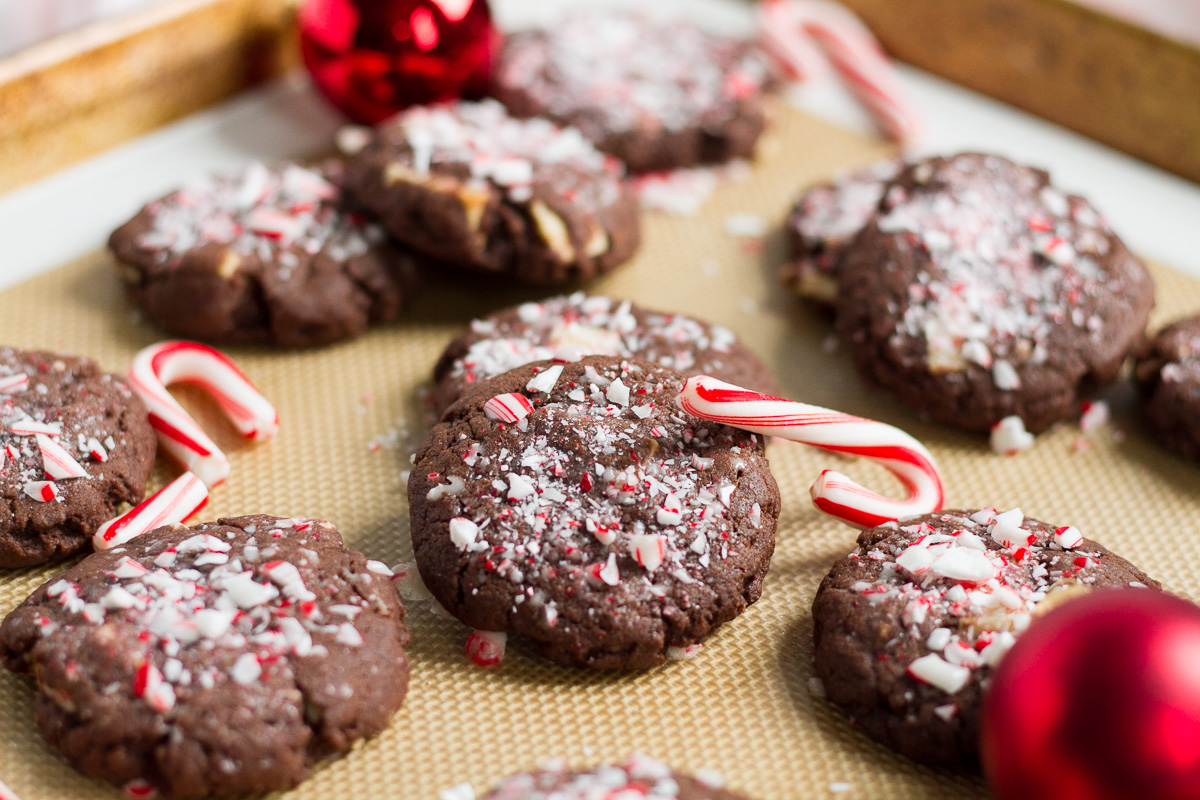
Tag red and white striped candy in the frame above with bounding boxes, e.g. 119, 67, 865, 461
37, 434, 88, 480
1054, 525, 1084, 550
677, 376, 944, 529
466, 629, 507, 666
87, 437, 108, 462
760, 0, 921, 143
483, 392, 534, 424
128, 341, 279, 487
7, 418, 61, 436
246, 206, 304, 243
629, 533, 667, 572
0, 372, 28, 394
23, 481, 58, 503
0, 778, 23, 800
93, 472, 209, 550
133, 661, 176, 712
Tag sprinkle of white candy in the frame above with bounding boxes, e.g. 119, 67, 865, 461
907, 653, 971, 694
724, 212, 768, 237
449, 518, 479, 550
439, 784, 476, 800
990, 415, 1035, 455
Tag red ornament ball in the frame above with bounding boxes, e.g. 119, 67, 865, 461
299, 0, 498, 124
982, 589, 1200, 800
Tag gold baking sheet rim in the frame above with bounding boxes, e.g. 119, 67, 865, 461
2, 107, 1199, 800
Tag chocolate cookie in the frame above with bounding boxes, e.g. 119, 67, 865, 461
409, 356, 779, 670
835, 153, 1154, 433
493, 13, 776, 174
0, 515, 410, 798
0, 349, 155, 568
343, 100, 640, 284
482, 754, 750, 800
1134, 314, 1200, 460
431, 293, 778, 415
781, 158, 902, 304
110, 161, 421, 348
812, 508, 1159, 768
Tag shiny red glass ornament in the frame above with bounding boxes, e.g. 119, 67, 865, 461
299, 0, 498, 124
982, 589, 1200, 800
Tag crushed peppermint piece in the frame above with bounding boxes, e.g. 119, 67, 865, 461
0, 372, 29, 394
1054, 525, 1084, 549
23, 480, 58, 502
907, 653, 971, 694
526, 365, 564, 393
230, 653, 262, 685
990, 508, 1027, 548
665, 643, 703, 660
633, 165, 720, 216
598, 553, 621, 586
605, 377, 631, 406
449, 518, 479, 550
36, 432, 89, 480
724, 213, 769, 238
990, 416, 1035, 455
933, 703, 958, 722
693, 767, 726, 788
992, 360, 1021, 391
390, 561, 434, 602
629, 534, 667, 572
484, 393, 535, 423
1079, 400, 1109, 434
465, 630, 506, 667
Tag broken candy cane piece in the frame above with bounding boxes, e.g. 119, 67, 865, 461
990, 415, 1035, 455
37, 434, 88, 480
483, 392, 534, 423
466, 630, 506, 666
0, 372, 28, 394
93, 472, 209, 550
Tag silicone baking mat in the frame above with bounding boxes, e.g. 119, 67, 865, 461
2, 106, 1198, 799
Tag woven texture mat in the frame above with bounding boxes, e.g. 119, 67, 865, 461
2, 106, 1199, 800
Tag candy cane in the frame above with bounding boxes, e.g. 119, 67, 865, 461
93, 472, 209, 550
128, 341, 279, 488
759, 0, 828, 82
759, 0, 921, 143
677, 376, 944, 529
0, 373, 28, 394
